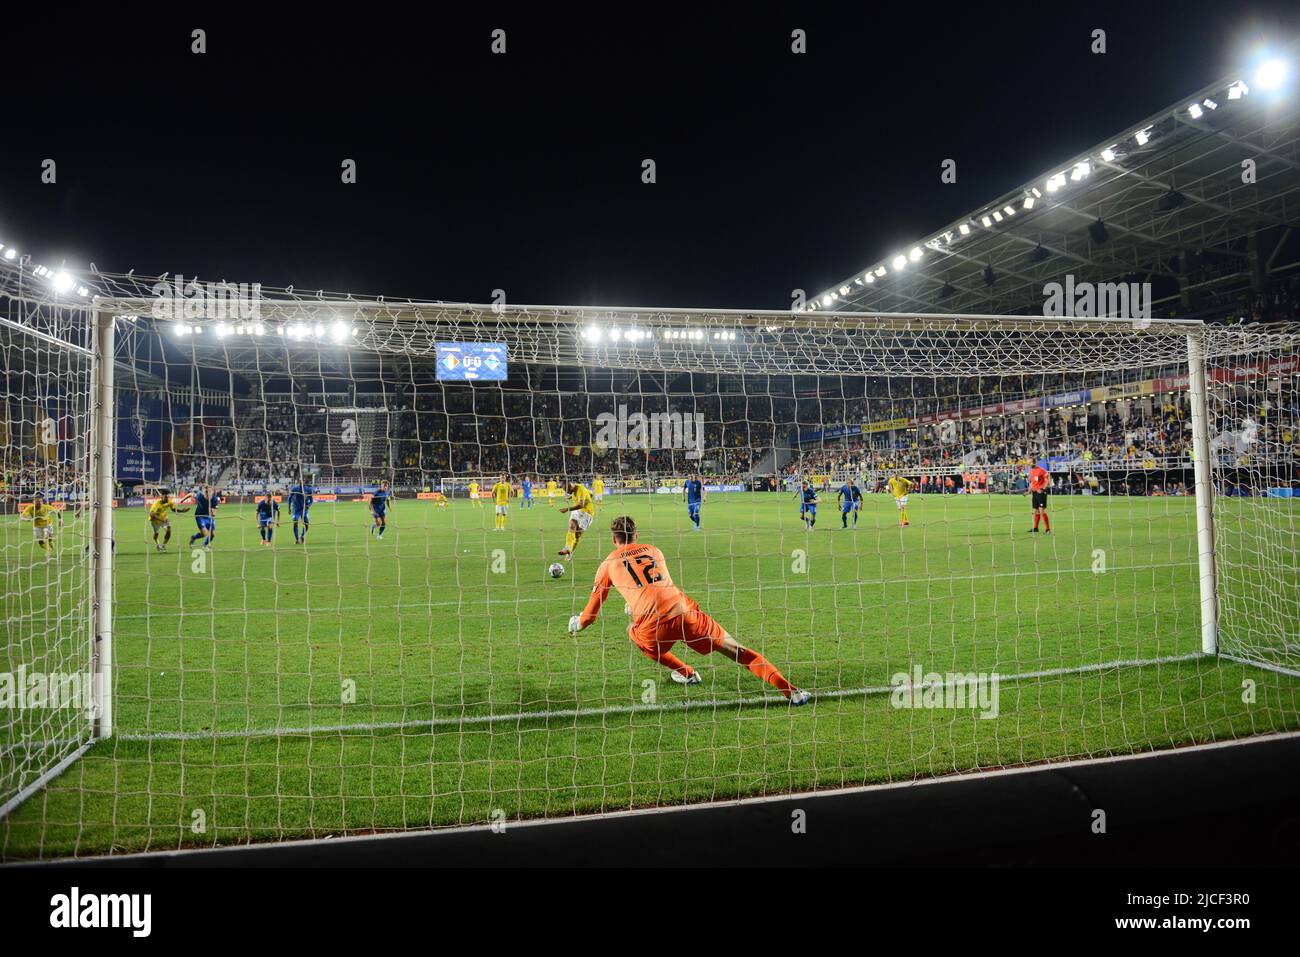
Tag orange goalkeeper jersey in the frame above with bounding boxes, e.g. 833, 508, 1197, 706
579, 543, 692, 628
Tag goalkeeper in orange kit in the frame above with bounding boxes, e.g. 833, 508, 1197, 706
567, 515, 810, 704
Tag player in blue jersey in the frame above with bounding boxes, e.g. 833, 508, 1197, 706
256, 491, 281, 546
521, 475, 534, 509
837, 478, 864, 529
288, 480, 315, 543
188, 485, 221, 549
799, 481, 819, 529
683, 473, 706, 530
370, 480, 393, 539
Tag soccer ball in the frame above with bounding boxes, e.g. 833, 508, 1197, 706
548, 562, 565, 579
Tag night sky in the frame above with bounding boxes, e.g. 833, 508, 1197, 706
3, 1, 1298, 309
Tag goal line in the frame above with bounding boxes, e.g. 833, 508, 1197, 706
106, 650, 1210, 744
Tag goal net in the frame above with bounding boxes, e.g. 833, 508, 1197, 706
2, 285, 1298, 858
0, 267, 98, 821
1203, 324, 1300, 674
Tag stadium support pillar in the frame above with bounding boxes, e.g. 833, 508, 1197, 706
1186, 332, 1218, 656
90, 306, 115, 738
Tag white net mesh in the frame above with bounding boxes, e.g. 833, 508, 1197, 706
1204, 325, 1300, 674
2, 277, 1297, 858
0, 273, 96, 821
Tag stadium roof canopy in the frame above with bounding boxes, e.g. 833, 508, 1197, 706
807, 46, 1300, 320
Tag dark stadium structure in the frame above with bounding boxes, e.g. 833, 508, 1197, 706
809, 48, 1300, 326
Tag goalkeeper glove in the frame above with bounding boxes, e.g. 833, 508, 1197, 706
568, 615, 582, 634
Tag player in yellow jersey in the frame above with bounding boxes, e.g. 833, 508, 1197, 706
887, 472, 914, 527
491, 474, 512, 530
147, 488, 190, 552
545, 478, 558, 503
432, 491, 449, 511
468, 480, 482, 507
20, 492, 61, 560
557, 480, 596, 560
591, 475, 605, 508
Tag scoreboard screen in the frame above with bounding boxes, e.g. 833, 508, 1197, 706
436, 342, 508, 381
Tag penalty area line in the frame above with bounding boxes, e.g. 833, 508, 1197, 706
105, 559, 1197, 624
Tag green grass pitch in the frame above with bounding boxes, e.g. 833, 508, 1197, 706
3, 491, 1299, 858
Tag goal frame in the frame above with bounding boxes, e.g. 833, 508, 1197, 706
24, 298, 1276, 744
90, 306, 115, 738
1186, 331, 1219, 656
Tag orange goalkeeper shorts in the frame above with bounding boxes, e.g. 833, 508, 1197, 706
628, 599, 727, 656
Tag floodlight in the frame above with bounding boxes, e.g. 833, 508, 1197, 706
1256, 59, 1288, 90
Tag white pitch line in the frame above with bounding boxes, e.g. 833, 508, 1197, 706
106, 560, 1197, 623
110, 651, 1207, 744
1219, 652, 1300, 679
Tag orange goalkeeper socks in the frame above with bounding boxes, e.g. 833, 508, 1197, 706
735, 647, 795, 696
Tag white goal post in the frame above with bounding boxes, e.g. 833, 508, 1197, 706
1186, 331, 1219, 656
